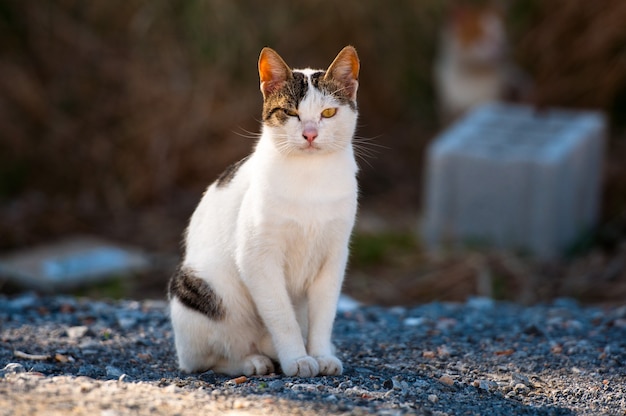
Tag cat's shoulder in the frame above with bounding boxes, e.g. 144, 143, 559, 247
215, 155, 251, 188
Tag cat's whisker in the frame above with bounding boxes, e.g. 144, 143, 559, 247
354, 134, 385, 144
233, 128, 262, 140
352, 136, 386, 157
353, 140, 387, 151
353, 149, 375, 169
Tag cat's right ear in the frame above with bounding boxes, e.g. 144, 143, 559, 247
259, 47, 292, 98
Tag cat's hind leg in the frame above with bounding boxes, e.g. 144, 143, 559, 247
213, 354, 274, 376
170, 297, 221, 373
171, 297, 275, 376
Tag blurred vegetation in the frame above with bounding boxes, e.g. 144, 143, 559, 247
0, 0, 625, 303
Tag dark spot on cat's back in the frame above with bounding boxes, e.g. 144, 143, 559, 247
216, 155, 250, 188
168, 266, 225, 320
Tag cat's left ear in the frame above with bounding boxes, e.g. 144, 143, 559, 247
325, 46, 360, 101
259, 47, 292, 98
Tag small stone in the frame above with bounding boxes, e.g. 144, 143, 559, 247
105, 365, 125, 379
438, 375, 454, 386
268, 380, 284, 391
66, 326, 90, 339
232, 399, 247, 409
523, 324, 544, 336
391, 376, 404, 391
512, 373, 532, 387
164, 384, 180, 394
551, 344, 563, 354
435, 318, 457, 331
117, 317, 138, 330
428, 394, 439, 403
475, 380, 499, 391
467, 296, 495, 310
404, 317, 426, 327
54, 353, 73, 363
514, 383, 530, 394
423, 351, 436, 359
2, 363, 25, 374
437, 345, 452, 358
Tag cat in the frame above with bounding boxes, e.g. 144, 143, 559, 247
434, 3, 529, 123
168, 46, 360, 377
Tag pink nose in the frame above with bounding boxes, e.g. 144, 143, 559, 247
302, 127, 318, 143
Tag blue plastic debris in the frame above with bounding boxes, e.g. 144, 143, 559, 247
0, 237, 151, 292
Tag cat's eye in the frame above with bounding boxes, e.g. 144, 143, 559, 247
283, 108, 299, 117
321, 108, 337, 118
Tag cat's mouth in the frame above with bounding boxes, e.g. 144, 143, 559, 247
299, 142, 322, 152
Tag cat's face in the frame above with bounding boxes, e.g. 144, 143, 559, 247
449, 7, 505, 64
258, 47, 359, 156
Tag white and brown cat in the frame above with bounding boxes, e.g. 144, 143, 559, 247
434, 4, 529, 123
169, 46, 360, 377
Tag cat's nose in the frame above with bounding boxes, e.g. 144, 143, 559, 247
302, 127, 318, 143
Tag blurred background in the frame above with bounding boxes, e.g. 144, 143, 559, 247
0, 0, 625, 304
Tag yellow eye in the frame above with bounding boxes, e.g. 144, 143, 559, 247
284, 108, 299, 117
321, 108, 337, 118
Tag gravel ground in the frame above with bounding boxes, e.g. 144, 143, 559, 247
1, 293, 625, 415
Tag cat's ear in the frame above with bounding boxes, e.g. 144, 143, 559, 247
258, 47, 292, 98
325, 46, 360, 101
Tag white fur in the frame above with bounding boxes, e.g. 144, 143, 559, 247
170, 69, 358, 377
434, 11, 509, 122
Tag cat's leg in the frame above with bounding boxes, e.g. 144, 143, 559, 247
213, 354, 275, 376
305, 245, 349, 376
237, 248, 319, 377
171, 297, 275, 375
170, 298, 220, 373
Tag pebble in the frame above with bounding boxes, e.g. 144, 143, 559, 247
438, 375, 454, 387
267, 380, 285, 392
513, 383, 530, 394
511, 373, 532, 387
474, 380, 499, 392
105, 365, 125, 379
466, 296, 495, 310
66, 326, 90, 339
2, 363, 26, 375
403, 317, 426, 327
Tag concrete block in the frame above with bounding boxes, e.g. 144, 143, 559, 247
0, 236, 151, 292
421, 102, 605, 258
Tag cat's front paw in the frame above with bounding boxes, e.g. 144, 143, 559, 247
282, 356, 319, 377
242, 354, 274, 376
315, 355, 343, 376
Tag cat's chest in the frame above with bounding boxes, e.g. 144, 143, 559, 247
255, 156, 357, 221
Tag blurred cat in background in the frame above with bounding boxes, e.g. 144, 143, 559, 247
434, 3, 530, 123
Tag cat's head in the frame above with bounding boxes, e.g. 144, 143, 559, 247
446, 5, 506, 65
258, 46, 359, 156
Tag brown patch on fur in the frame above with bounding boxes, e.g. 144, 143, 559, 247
262, 71, 308, 126
311, 71, 357, 111
169, 266, 225, 320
